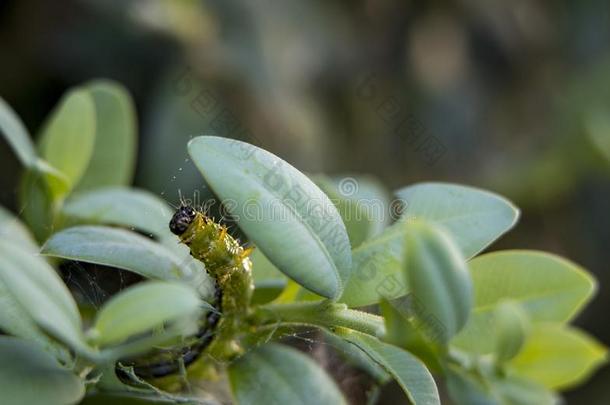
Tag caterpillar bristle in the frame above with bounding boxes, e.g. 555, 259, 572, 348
166, 198, 180, 210
219, 227, 228, 241
178, 189, 186, 207
241, 246, 254, 258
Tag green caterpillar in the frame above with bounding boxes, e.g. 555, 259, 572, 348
118, 204, 254, 380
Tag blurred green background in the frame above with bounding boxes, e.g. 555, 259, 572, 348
0, 0, 608, 403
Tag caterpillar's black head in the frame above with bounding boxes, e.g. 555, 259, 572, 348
170, 205, 197, 235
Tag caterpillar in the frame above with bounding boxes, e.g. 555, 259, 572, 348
117, 204, 254, 380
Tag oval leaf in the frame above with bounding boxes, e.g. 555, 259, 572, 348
0, 240, 85, 352
380, 298, 443, 372
491, 375, 557, 405
404, 221, 473, 343
228, 343, 347, 405
494, 301, 530, 363
340, 223, 406, 307
18, 159, 71, 241
62, 187, 173, 238
396, 183, 519, 258
508, 324, 607, 390
43, 226, 182, 281
446, 365, 498, 405
0, 205, 38, 252
92, 281, 203, 347
188, 136, 352, 299
0, 96, 37, 166
337, 330, 440, 405
447, 367, 557, 405
18, 167, 59, 242
42, 226, 215, 301
37, 88, 96, 193
0, 337, 84, 405
0, 277, 61, 353
452, 251, 597, 354
76, 80, 137, 190
313, 174, 390, 247
33, 158, 72, 198
322, 330, 389, 383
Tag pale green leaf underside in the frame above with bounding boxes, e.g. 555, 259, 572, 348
338, 330, 440, 405
0, 240, 85, 352
0, 205, 38, 252
92, 281, 203, 346
188, 136, 351, 299
62, 187, 173, 238
228, 343, 347, 405
396, 183, 519, 258
446, 365, 557, 405
41, 225, 189, 282
340, 223, 406, 307
403, 220, 473, 343
313, 174, 390, 248
0, 337, 84, 405
0, 96, 37, 166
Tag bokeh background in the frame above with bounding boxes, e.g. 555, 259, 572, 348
0, 0, 608, 403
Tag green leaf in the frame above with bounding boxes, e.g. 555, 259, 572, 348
0, 240, 86, 352
37, 88, 96, 194
446, 365, 498, 405
188, 136, 352, 299
61, 187, 173, 238
446, 366, 557, 405
0, 97, 68, 207
494, 301, 530, 364
0, 337, 84, 405
18, 167, 57, 242
313, 174, 390, 247
380, 298, 443, 372
18, 160, 71, 242
76, 80, 137, 190
340, 223, 407, 307
59, 192, 209, 294
0, 277, 65, 358
91, 281, 203, 347
0, 96, 37, 166
337, 330, 440, 405
508, 323, 607, 390
0, 205, 38, 252
452, 251, 597, 354
250, 248, 287, 304
491, 376, 557, 405
322, 331, 390, 383
403, 220, 473, 344
228, 343, 347, 405
41, 226, 190, 282
32, 158, 72, 198
395, 183, 519, 258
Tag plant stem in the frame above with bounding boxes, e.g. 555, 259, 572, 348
252, 301, 385, 337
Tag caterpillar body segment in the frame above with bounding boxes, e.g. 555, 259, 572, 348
117, 205, 254, 382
